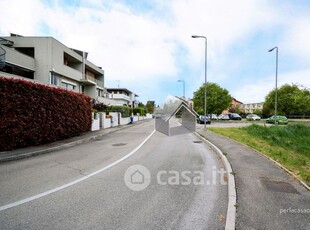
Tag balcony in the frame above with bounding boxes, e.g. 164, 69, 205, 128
80, 74, 104, 88
110, 93, 131, 101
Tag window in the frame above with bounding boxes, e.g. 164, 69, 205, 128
97, 89, 101, 97
61, 82, 76, 90
51, 73, 57, 85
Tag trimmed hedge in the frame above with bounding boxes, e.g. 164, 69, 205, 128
133, 107, 146, 116
107, 105, 132, 117
0, 77, 92, 151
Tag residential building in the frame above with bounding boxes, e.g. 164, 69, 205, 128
0, 34, 109, 103
222, 98, 243, 114
240, 102, 264, 114
107, 88, 139, 108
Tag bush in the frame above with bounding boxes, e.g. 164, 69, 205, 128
92, 101, 107, 112
107, 105, 131, 117
0, 77, 92, 151
133, 107, 146, 116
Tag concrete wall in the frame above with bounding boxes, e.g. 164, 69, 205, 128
109, 112, 119, 127
99, 112, 112, 129
91, 113, 100, 131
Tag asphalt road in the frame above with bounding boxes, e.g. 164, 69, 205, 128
0, 120, 227, 229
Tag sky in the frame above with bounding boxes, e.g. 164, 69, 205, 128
1, 0, 310, 105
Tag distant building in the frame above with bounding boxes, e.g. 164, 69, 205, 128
107, 88, 139, 108
222, 98, 243, 114
0, 34, 109, 103
240, 102, 264, 114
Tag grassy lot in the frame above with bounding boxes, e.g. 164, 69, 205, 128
209, 124, 310, 185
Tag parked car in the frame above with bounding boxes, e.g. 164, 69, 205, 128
246, 114, 261, 121
228, 113, 242, 120
218, 114, 230, 120
197, 115, 211, 124
266, 115, 288, 124
209, 114, 218, 120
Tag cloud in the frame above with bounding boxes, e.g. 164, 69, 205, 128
1, 0, 309, 104
236, 68, 310, 104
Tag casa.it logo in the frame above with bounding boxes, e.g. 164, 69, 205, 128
124, 165, 151, 191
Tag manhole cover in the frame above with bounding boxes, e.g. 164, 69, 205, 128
193, 140, 202, 143
112, 143, 128, 147
261, 179, 299, 194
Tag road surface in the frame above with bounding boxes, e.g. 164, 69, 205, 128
0, 119, 227, 229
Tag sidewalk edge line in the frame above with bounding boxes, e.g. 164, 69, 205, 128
195, 131, 236, 230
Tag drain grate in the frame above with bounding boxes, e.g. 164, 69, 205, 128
261, 179, 299, 194
193, 140, 202, 143
112, 143, 128, 147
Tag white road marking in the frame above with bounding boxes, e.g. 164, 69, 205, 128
0, 129, 156, 212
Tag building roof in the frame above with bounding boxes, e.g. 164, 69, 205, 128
233, 98, 243, 104
107, 88, 139, 97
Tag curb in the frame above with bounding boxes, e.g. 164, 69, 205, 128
0, 120, 149, 163
214, 132, 310, 191
195, 131, 236, 230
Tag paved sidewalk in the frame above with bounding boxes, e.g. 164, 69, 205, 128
0, 120, 151, 163
197, 128, 310, 230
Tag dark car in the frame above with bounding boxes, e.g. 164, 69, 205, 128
228, 113, 242, 120
197, 115, 211, 124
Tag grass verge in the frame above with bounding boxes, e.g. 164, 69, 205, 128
209, 124, 310, 186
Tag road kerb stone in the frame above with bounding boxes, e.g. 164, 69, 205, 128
195, 131, 236, 230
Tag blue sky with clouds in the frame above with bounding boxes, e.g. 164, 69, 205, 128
1, 0, 310, 105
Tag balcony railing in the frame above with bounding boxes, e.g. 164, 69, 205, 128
85, 74, 104, 88
0, 47, 5, 68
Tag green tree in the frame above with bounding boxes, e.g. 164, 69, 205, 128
146, 101, 155, 113
263, 84, 310, 116
138, 102, 144, 107
193, 82, 232, 115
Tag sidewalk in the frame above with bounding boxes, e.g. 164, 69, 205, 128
197, 128, 310, 230
0, 120, 148, 163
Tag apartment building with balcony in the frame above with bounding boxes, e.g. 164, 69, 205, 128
107, 88, 138, 108
239, 102, 264, 114
0, 34, 106, 102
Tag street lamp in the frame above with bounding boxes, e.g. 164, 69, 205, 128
268, 46, 278, 125
192, 35, 207, 128
177, 80, 185, 98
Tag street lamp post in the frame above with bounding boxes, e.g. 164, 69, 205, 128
177, 80, 185, 98
268, 46, 278, 125
192, 35, 207, 128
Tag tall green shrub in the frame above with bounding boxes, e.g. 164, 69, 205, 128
133, 107, 146, 116
108, 105, 131, 117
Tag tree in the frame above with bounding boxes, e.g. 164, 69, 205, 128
138, 102, 144, 108
193, 82, 232, 115
146, 101, 155, 113
263, 84, 310, 117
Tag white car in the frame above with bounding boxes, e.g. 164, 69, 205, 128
246, 114, 261, 121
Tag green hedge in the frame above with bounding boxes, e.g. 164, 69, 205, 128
107, 105, 132, 117
0, 77, 92, 151
133, 107, 146, 116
